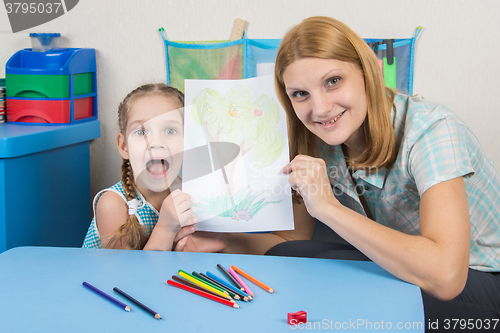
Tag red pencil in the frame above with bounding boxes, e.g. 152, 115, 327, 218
167, 280, 239, 309
171, 276, 235, 303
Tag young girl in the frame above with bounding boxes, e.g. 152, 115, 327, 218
83, 83, 197, 251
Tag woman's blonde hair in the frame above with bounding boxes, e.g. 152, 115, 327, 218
104, 83, 184, 250
274, 16, 396, 169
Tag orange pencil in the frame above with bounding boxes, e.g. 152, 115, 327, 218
231, 265, 274, 293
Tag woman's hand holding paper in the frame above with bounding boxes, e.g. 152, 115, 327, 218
281, 155, 338, 220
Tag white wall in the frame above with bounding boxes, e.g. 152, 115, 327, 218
1, 0, 499, 202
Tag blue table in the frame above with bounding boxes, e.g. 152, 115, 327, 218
0, 247, 424, 332
0, 121, 100, 252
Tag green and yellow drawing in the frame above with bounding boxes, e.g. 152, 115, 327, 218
191, 85, 285, 221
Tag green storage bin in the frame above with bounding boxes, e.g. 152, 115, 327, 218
6, 74, 69, 98
73, 73, 93, 96
6, 73, 93, 98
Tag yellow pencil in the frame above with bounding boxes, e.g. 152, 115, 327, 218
231, 265, 275, 293
178, 270, 232, 300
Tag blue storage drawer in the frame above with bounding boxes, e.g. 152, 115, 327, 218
0, 120, 100, 252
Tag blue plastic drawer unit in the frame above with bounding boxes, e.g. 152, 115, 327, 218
0, 120, 100, 252
5, 48, 97, 124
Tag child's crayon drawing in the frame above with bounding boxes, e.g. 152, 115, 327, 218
194, 187, 281, 221
182, 75, 294, 232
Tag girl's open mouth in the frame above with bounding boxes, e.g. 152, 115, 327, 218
145, 159, 170, 178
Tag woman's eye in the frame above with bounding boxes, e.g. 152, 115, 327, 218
166, 128, 177, 135
326, 77, 341, 87
292, 90, 309, 99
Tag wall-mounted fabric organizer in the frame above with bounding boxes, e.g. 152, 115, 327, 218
160, 27, 421, 95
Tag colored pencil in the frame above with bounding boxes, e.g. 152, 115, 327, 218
203, 271, 252, 301
231, 265, 274, 293
172, 276, 235, 303
229, 267, 254, 297
178, 270, 231, 300
198, 272, 244, 301
217, 263, 244, 291
113, 287, 161, 319
167, 279, 239, 308
193, 272, 240, 300
191, 271, 230, 296
206, 271, 251, 301
82, 282, 130, 311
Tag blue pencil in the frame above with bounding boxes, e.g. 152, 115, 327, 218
82, 282, 130, 312
113, 287, 161, 319
206, 271, 251, 299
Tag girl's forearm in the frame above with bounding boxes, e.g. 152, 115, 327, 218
143, 225, 177, 251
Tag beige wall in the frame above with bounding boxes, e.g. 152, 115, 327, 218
1, 0, 499, 202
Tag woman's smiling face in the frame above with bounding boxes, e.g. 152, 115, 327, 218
118, 94, 184, 193
282, 57, 368, 154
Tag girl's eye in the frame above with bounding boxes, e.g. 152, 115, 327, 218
135, 129, 146, 136
166, 128, 177, 135
326, 76, 341, 87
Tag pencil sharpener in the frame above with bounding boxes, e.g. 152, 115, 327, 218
288, 311, 307, 325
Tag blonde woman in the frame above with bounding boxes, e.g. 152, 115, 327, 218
271, 16, 499, 326
182, 16, 500, 326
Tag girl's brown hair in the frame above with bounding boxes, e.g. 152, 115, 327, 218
274, 16, 396, 169
104, 83, 184, 250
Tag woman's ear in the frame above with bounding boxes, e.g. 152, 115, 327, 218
117, 133, 129, 159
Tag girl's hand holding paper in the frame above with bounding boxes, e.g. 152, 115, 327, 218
157, 189, 197, 234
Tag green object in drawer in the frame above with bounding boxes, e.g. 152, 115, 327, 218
6, 74, 69, 98
73, 73, 93, 96
6, 73, 93, 98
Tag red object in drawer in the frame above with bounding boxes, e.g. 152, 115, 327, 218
6, 98, 93, 124
74, 97, 93, 120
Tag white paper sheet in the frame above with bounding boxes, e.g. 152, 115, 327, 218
182, 75, 294, 232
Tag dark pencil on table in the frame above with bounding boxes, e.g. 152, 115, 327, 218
200, 272, 247, 302
206, 271, 251, 300
199, 273, 243, 300
113, 287, 162, 319
217, 263, 245, 291
171, 276, 235, 303
82, 282, 130, 312
167, 279, 239, 308
191, 271, 230, 296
